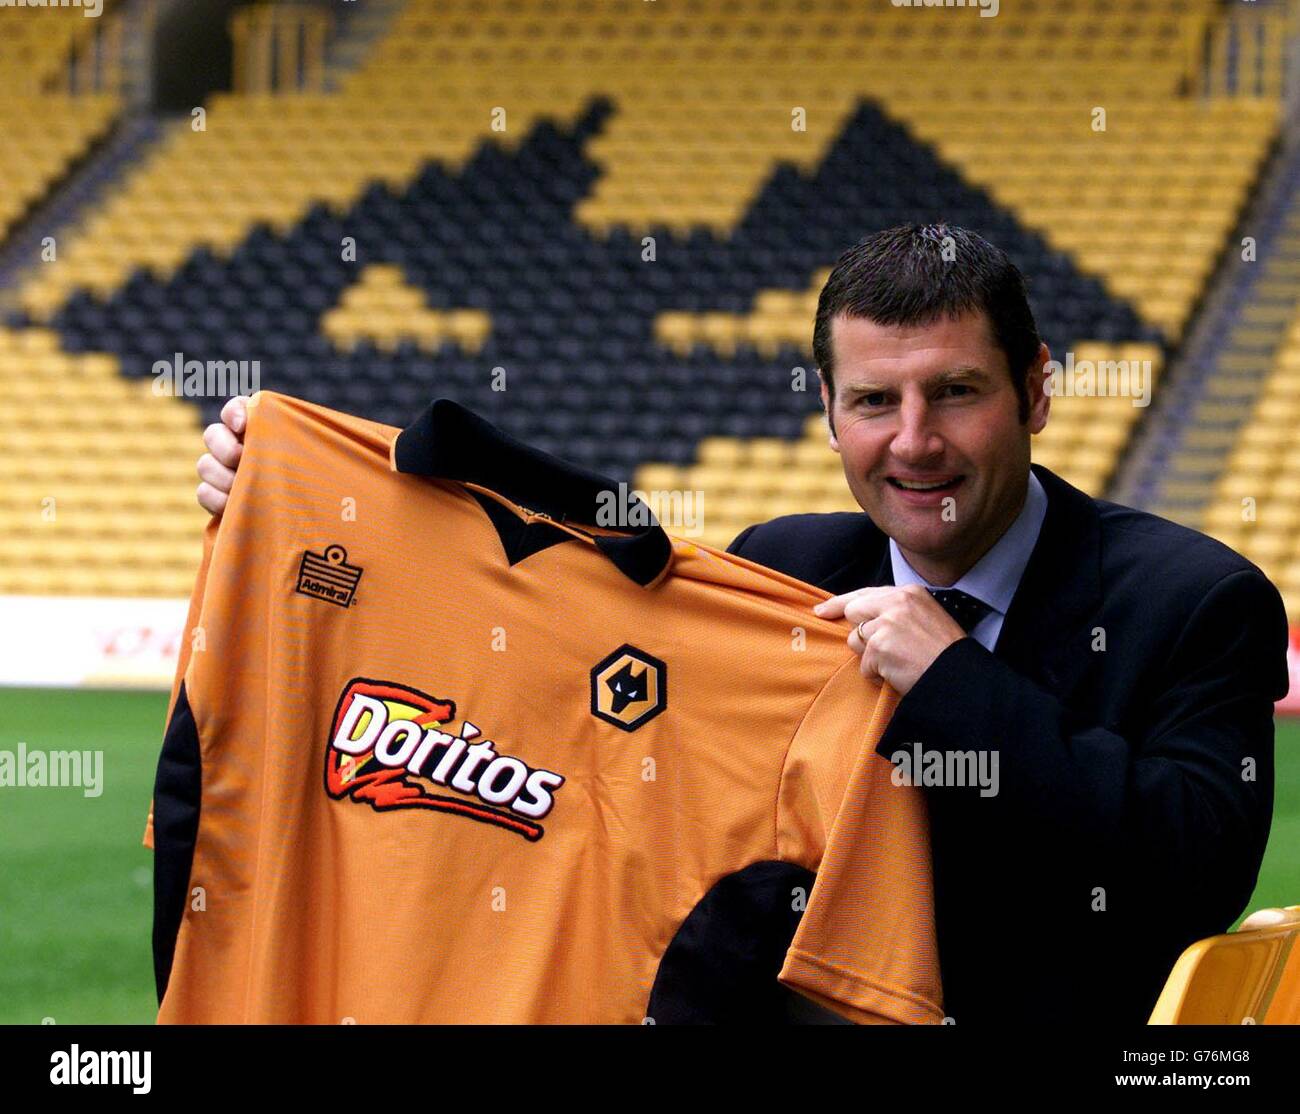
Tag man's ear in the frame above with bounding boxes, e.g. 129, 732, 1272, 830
818, 373, 840, 452
1027, 342, 1051, 435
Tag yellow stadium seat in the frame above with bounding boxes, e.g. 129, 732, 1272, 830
1149, 905, 1300, 1024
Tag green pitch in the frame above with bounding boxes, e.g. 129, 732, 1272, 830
1, 686, 1298, 1025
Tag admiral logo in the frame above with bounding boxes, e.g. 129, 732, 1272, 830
590, 644, 667, 731
325, 678, 565, 841
297, 544, 363, 607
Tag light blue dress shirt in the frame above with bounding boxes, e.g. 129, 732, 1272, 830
888, 470, 1049, 652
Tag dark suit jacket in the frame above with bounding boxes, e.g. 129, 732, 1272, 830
729, 462, 1290, 1025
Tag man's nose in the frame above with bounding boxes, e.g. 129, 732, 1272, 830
890, 401, 943, 462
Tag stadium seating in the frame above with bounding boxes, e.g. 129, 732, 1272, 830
0, 0, 121, 243
0, 326, 205, 597
0, 0, 1283, 599
322, 264, 491, 354
1194, 245, 1300, 619
0, 1, 119, 93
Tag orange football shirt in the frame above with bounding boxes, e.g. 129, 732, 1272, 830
146, 390, 941, 1025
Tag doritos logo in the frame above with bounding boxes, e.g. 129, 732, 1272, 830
325, 678, 565, 841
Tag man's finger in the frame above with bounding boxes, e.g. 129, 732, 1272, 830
197, 451, 236, 495
813, 585, 894, 619
843, 594, 896, 626
221, 394, 249, 435
203, 421, 244, 469
847, 616, 878, 655
196, 481, 229, 517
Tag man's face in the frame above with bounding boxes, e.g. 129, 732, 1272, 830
820, 310, 1050, 585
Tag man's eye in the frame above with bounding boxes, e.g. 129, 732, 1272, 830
941, 384, 973, 398
860, 393, 888, 407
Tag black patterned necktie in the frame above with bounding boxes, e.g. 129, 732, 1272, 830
928, 588, 992, 634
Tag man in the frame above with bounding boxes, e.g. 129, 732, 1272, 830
196, 224, 1289, 1026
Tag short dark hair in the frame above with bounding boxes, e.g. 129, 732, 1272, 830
812, 223, 1042, 423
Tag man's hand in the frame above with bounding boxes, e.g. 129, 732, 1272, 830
196, 395, 249, 516
813, 584, 966, 696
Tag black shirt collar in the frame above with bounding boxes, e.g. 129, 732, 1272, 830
391, 399, 673, 587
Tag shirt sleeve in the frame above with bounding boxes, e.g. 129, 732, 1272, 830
142, 468, 225, 850
776, 660, 944, 1024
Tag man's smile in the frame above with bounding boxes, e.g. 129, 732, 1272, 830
885, 474, 965, 504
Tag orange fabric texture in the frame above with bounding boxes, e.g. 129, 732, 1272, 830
152, 390, 941, 1024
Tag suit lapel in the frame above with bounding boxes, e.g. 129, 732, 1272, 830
992, 464, 1103, 699
818, 522, 892, 595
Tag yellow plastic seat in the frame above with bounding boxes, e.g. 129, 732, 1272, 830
1149, 906, 1300, 1024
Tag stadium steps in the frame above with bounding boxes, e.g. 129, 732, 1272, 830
0, 0, 399, 308
0, 113, 166, 317
113, 0, 185, 106
320, 0, 409, 92
1109, 125, 1300, 525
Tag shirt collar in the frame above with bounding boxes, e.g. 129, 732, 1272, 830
391, 399, 673, 587
889, 469, 1048, 616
